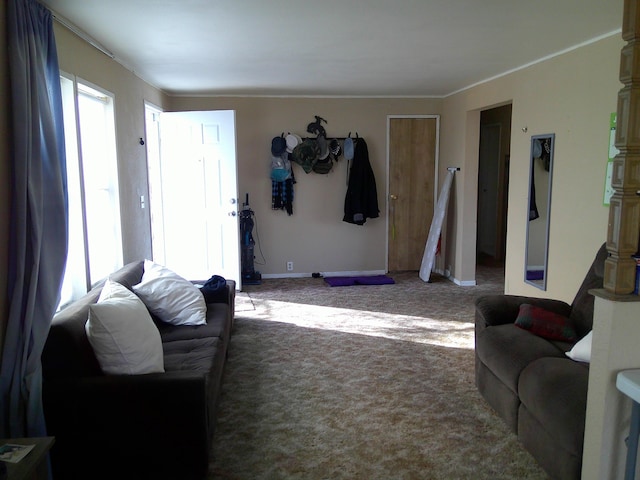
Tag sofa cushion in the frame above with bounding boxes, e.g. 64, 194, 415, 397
163, 337, 221, 374
163, 335, 228, 438
476, 324, 568, 394
86, 280, 165, 375
133, 260, 207, 326
156, 303, 230, 344
514, 304, 577, 342
518, 357, 589, 457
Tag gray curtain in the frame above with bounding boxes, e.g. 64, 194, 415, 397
1, 0, 68, 438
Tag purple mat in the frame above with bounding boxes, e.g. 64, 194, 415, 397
324, 275, 395, 287
526, 270, 544, 281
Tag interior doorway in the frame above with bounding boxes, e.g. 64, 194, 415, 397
476, 104, 512, 269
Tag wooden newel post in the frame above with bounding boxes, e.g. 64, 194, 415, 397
605, 0, 640, 295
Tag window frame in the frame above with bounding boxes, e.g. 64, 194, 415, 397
58, 72, 123, 310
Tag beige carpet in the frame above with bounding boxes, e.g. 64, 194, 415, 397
208, 268, 549, 479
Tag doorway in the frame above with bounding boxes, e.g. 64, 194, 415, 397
387, 116, 439, 272
476, 104, 511, 269
144, 105, 241, 287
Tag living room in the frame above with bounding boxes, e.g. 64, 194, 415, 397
19, 9, 621, 300
0, 1, 634, 478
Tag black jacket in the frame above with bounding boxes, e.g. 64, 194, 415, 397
343, 138, 379, 225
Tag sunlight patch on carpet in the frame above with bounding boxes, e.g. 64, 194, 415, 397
240, 299, 475, 350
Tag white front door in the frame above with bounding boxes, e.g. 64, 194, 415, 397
148, 109, 240, 288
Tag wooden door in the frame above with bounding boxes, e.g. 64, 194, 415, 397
388, 117, 437, 271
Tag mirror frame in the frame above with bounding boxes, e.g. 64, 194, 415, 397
524, 133, 555, 290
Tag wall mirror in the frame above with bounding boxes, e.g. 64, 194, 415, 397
525, 133, 554, 290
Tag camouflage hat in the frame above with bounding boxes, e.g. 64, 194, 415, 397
317, 135, 330, 160
292, 138, 319, 173
312, 156, 333, 174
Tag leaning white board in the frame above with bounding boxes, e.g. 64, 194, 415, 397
419, 169, 456, 282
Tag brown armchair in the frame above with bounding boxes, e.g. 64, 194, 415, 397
474, 243, 608, 480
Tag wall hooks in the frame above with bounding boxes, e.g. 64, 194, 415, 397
139, 137, 145, 145
522, 127, 528, 133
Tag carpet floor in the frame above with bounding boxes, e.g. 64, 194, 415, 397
208, 268, 549, 479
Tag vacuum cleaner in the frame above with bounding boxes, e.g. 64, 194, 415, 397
240, 193, 261, 285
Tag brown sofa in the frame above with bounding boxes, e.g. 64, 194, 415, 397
41, 261, 235, 480
474, 243, 607, 480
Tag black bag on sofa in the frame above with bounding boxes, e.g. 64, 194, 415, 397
200, 274, 227, 303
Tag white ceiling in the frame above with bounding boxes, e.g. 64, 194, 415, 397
41, 0, 624, 97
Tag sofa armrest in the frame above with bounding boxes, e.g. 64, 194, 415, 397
225, 280, 236, 313
475, 294, 572, 332
44, 371, 209, 479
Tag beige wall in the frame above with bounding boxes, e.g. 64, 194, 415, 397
0, 1, 9, 350
442, 34, 622, 302
168, 96, 442, 276
53, 24, 169, 264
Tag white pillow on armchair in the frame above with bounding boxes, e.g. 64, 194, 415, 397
565, 330, 593, 363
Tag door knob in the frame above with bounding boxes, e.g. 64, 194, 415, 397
390, 194, 398, 200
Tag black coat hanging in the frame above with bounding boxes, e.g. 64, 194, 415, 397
343, 137, 379, 225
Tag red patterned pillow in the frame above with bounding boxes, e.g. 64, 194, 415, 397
514, 303, 577, 342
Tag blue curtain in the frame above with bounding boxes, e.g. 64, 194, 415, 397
1, 0, 68, 438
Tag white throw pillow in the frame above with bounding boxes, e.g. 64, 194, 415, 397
86, 280, 164, 375
565, 330, 593, 363
132, 260, 207, 326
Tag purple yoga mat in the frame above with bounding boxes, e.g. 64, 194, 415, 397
324, 275, 395, 287
526, 270, 544, 281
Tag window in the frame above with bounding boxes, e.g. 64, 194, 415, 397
58, 75, 122, 309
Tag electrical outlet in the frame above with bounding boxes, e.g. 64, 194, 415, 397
287, 261, 293, 271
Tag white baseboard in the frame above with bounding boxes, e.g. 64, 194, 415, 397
261, 272, 311, 279
435, 268, 476, 286
451, 277, 477, 286
262, 269, 387, 280
261, 269, 478, 286
434, 267, 448, 277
